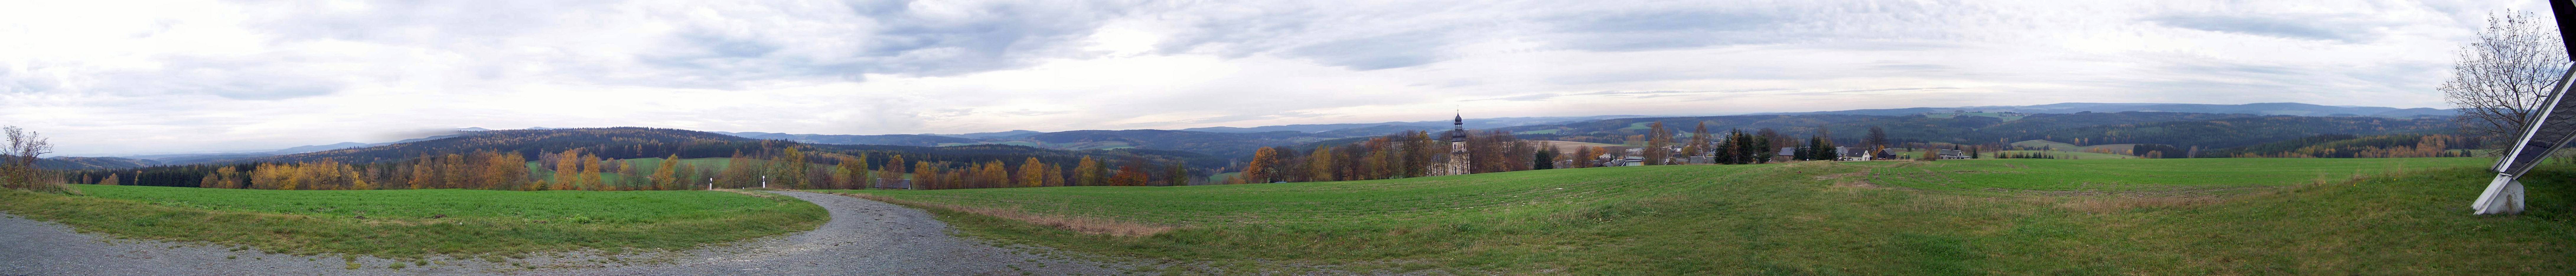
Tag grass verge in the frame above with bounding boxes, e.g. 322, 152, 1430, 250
0, 185, 826, 259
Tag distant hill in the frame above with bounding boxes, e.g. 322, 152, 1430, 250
27, 156, 161, 170
919, 130, 1044, 139
237, 127, 761, 164
1439, 111, 2455, 155
711, 132, 976, 147
268, 142, 373, 154
703, 116, 1643, 158
156, 127, 1223, 169
1180, 115, 1648, 133
1771, 102, 2456, 118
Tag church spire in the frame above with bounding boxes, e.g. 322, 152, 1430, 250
1446, 112, 1469, 142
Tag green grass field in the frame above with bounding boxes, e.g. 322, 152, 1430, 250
0, 186, 825, 259
819, 158, 2572, 274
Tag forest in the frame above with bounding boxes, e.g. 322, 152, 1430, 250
2197, 134, 2481, 158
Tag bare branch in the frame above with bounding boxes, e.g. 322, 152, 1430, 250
2443, 10, 2572, 155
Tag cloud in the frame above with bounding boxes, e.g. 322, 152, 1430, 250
1825, 87, 1960, 94
1542, 9, 1785, 51
1470, 93, 1563, 102
0, 0, 2540, 155
2149, 14, 2383, 43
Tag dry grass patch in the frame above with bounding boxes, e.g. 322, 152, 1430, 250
833, 192, 1175, 237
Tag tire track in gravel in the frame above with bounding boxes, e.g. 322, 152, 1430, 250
0, 190, 1137, 275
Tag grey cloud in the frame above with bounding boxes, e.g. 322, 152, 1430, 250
996, 110, 1073, 116
1174, 111, 1327, 125
1477, 90, 1782, 102
2150, 15, 2380, 43
1868, 63, 1955, 71
1823, 87, 1958, 94
1543, 9, 1785, 51
75, 57, 353, 100
1470, 93, 1562, 102
247, 1, 602, 42
1288, 30, 1452, 70
628, 1, 1127, 87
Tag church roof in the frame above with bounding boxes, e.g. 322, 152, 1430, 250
1446, 112, 1469, 142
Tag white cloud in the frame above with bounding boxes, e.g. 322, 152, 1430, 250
0, 0, 2540, 155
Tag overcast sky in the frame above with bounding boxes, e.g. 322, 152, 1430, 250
0, 0, 2544, 156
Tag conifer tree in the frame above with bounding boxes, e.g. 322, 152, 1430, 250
1165, 162, 1188, 186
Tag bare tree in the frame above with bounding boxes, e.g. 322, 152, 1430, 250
2445, 10, 2571, 152
4, 125, 63, 193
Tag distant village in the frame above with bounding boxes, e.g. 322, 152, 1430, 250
1567, 144, 1973, 168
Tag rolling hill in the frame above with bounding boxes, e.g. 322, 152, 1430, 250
711, 132, 976, 147
29, 156, 161, 170
76, 127, 1229, 188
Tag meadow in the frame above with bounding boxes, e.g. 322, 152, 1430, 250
820, 157, 2572, 274
0, 186, 825, 259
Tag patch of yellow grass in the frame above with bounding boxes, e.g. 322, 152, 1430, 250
837, 193, 1175, 237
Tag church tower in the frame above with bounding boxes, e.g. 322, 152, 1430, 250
1439, 113, 1471, 176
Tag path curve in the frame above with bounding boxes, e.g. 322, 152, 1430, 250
0, 190, 1133, 275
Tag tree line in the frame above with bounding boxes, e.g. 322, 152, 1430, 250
1238, 130, 1546, 184
75, 144, 1205, 191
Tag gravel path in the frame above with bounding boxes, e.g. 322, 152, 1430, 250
0, 191, 1138, 275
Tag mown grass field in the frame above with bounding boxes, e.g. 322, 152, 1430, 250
0, 186, 825, 259
820, 158, 2572, 274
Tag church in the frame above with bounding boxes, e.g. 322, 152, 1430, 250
1432, 113, 1470, 176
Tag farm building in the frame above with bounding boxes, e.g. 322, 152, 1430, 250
1938, 149, 1969, 159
